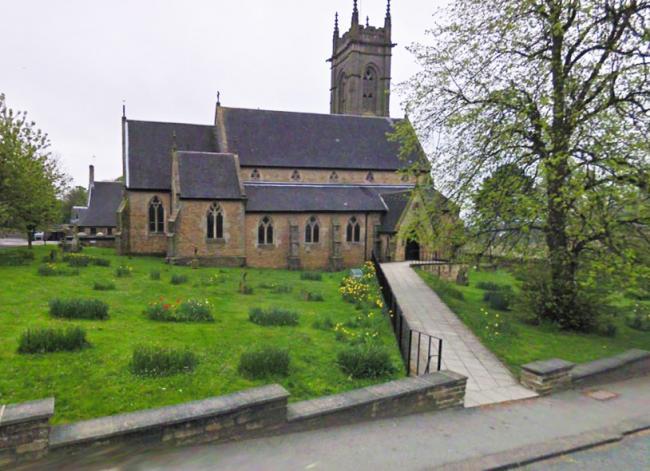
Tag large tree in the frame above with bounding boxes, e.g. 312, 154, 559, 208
400, 0, 649, 328
0, 94, 68, 246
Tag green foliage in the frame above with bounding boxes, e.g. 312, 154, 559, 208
115, 265, 132, 277
63, 254, 111, 267
130, 345, 198, 377
249, 307, 299, 326
239, 272, 253, 294
60, 185, 87, 224
49, 298, 109, 320
626, 303, 650, 332
18, 326, 88, 354
300, 271, 323, 281
145, 298, 214, 323
0, 249, 34, 266
170, 273, 188, 285
92, 280, 115, 291
477, 307, 517, 341
476, 281, 511, 292
312, 316, 335, 331
37, 263, 78, 277
302, 290, 324, 302
337, 343, 396, 379
418, 271, 464, 300
238, 347, 290, 378
149, 269, 161, 281
483, 288, 513, 311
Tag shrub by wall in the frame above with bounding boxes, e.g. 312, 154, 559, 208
18, 327, 89, 354
337, 343, 397, 379
249, 307, 299, 326
49, 299, 109, 320
130, 345, 198, 376
238, 347, 290, 378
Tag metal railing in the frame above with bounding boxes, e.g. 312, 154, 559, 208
371, 252, 443, 376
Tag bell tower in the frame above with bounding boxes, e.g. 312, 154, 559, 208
329, 1, 395, 117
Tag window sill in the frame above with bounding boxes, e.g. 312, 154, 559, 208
206, 238, 226, 245
257, 244, 275, 250
148, 232, 165, 237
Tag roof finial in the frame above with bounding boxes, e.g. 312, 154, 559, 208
122, 99, 126, 118
217, 91, 221, 107
366, 16, 370, 27
334, 12, 339, 36
352, 0, 359, 25
172, 130, 178, 152
385, 0, 392, 27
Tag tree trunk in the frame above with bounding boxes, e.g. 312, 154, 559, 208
27, 230, 33, 249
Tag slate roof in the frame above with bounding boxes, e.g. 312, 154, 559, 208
70, 206, 88, 224
126, 120, 217, 190
178, 152, 244, 200
222, 107, 415, 170
378, 190, 412, 233
78, 182, 123, 228
244, 183, 412, 213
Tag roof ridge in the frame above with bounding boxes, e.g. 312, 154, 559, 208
222, 106, 399, 122
127, 118, 214, 128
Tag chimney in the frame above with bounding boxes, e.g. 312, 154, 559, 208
89, 165, 95, 189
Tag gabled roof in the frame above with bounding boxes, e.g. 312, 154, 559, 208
243, 183, 412, 213
222, 107, 414, 170
127, 120, 217, 190
78, 182, 123, 228
378, 190, 412, 233
178, 152, 244, 200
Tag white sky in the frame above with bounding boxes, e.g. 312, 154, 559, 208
1, 1, 445, 187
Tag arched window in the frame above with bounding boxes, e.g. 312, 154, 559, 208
291, 170, 301, 181
366, 171, 375, 182
338, 74, 347, 113
148, 196, 164, 233
206, 203, 224, 239
346, 216, 361, 243
258, 216, 274, 245
250, 168, 261, 180
329, 171, 339, 182
362, 66, 378, 113
305, 216, 320, 243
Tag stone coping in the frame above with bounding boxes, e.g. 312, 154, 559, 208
287, 370, 465, 421
49, 384, 288, 448
0, 398, 55, 427
521, 358, 575, 376
572, 349, 650, 381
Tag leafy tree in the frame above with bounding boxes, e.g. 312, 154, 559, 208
398, 1, 649, 329
60, 186, 88, 223
0, 94, 68, 246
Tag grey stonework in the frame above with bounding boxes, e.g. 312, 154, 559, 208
329, 1, 394, 117
0, 398, 54, 467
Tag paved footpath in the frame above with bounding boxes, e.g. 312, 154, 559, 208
33, 376, 650, 470
381, 262, 536, 407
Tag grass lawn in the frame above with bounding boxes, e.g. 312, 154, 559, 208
417, 267, 650, 373
0, 246, 403, 424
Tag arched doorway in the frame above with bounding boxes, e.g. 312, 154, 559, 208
405, 239, 420, 261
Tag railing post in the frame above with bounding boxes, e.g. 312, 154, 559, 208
427, 336, 432, 374
407, 330, 413, 376
437, 338, 443, 372
416, 332, 422, 375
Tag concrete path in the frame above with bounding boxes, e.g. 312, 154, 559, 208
381, 261, 536, 407
33, 376, 650, 470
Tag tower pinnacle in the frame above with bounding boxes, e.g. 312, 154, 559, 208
352, 0, 359, 25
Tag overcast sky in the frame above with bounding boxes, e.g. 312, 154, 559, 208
2, 1, 446, 187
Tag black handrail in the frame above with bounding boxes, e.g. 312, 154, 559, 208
371, 251, 443, 376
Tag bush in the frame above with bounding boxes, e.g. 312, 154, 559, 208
18, 327, 89, 354
115, 265, 133, 277
0, 249, 35, 266
312, 316, 335, 330
170, 273, 188, 285
37, 264, 79, 277
130, 345, 198, 376
64, 254, 91, 267
337, 343, 396, 378
93, 280, 116, 291
300, 271, 323, 281
238, 347, 290, 378
145, 299, 214, 322
150, 269, 161, 280
302, 290, 324, 302
41, 249, 58, 263
626, 303, 650, 331
483, 288, 513, 311
49, 298, 109, 320
249, 307, 299, 326
475, 281, 510, 291
92, 257, 111, 267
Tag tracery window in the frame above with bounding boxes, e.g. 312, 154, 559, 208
305, 216, 320, 243
206, 203, 224, 239
258, 216, 274, 245
362, 66, 378, 113
148, 196, 164, 233
346, 216, 361, 243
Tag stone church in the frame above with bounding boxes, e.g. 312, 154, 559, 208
116, 1, 440, 270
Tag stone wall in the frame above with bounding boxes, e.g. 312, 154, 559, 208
0, 398, 54, 467
125, 191, 170, 255
240, 167, 412, 186
171, 200, 246, 264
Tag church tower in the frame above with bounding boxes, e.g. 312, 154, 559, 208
329, 1, 395, 117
